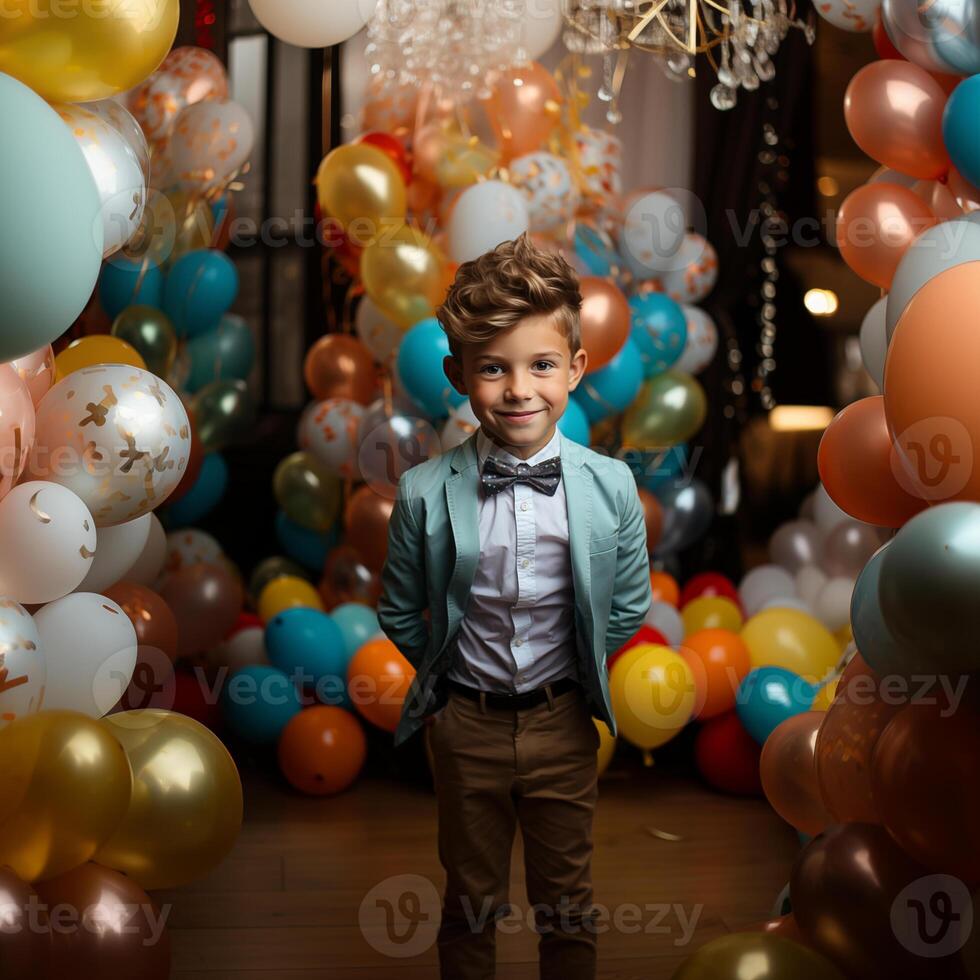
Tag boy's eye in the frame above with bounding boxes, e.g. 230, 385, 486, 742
534, 361, 555, 371
479, 362, 555, 375
480, 364, 502, 375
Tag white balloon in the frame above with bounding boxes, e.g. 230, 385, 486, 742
440, 401, 480, 451
169, 100, 254, 195
859, 296, 888, 389
813, 577, 855, 632
656, 234, 719, 304
166, 529, 223, 576
77, 514, 152, 593
676, 305, 719, 375
759, 595, 814, 615
0, 482, 96, 604
124, 513, 167, 588
355, 295, 402, 366
447, 181, 530, 263
739, 564, 796, 617
35, 592, 138, 718
620, 190, 687, 278
0, 599, 45, 728
248, 0, 379, 48
208, 626, 269, 672
795, 564, 829, 608
509, 152, 579, 232
813, 0, 880, 30
813, 483, 851, 533
644, 600, 683, 646
298, 398, 365, 479
517, 0, 564, 58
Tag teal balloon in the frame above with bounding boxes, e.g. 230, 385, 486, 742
275, 510, 340, 572
163, 249, 239, 338
265, 608, 348, 707
557, 396, 590, 445
629, 292, 688, 377
943, 74, 980, 187
163, 453, 228, 527
574, 224, 619, 278
185, 313, 256, 393
736, 667, 817, 745
850, 543, 915, 677
571, 336, 644, 424
331, 602, 381, 659
100, 259, 165, 321
638, 444, 688, 494
220, 665, 302, 744
0, 72, 104, 360
396, 317, 466, 418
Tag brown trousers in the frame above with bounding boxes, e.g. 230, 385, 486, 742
425, 681, 601, 980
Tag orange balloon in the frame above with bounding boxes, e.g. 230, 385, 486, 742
579, 276, 630, 371
346, 637, 415, 733
649, 571, 679, 607
638, 487, 663, 551
486, 62, 562, 162
884, 261, 980, 503
912, 178, 963, 220
344, 485, 395, 573
844, 61, 949, 180
303, 334, 378, 405
948, 166, 980, 213
835, 182, 937, 288
680, 628, 751, 720
818, 396, 927, 527
277, 706, 368, 795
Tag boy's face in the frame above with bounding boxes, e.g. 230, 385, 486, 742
443, 312, 588, 459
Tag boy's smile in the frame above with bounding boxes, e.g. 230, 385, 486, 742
444, 312, 589, 460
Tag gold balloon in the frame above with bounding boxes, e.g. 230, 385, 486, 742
273, 450, 343, 532
53, 335, 147, 381
249, 555, 311, 603
191, 378, 256, 452
0, 0, 179, 104
0, 711, 132, 883
413, 122, 499, 188
111, 305, 178, 378
360, 223, 448, 328
95, 709, 243, 890
316, 143, 407, 232
621, 369, 707, 449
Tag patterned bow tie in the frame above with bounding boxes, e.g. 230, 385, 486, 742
481, 454, 562, 496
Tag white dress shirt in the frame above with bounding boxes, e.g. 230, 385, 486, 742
446, 425, 580, 693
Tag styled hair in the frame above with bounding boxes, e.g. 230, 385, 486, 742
437, 232, 582, 360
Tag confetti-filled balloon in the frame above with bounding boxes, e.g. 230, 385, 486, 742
0, 599, 45, 728
297, 399, 365, 479
509, 152, 580, 232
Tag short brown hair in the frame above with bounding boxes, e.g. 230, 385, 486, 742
437, 232, 582, 361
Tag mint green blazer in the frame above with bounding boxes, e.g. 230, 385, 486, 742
377, 427, 653, 747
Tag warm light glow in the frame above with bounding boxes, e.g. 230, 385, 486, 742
804, 288, 839, 316
770, 406, 835, 432
817, 175, 840, 197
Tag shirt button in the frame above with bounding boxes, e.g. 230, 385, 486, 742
515, 638, 523, 647
521, 558, 530, 568
520, 501, 529, 512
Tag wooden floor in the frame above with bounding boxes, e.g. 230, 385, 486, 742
157, 734, 799, 979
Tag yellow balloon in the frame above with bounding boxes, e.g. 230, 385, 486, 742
95, 709, 243, 890
258, 575, 325, 620
740, 608, 841, 682
609, 643, 695, 753
595, 719, 616, 777
54, 335, 147, 381
360, 223, 448, 328
0, 0, 179, 103
811, 677, 840, 711
0, 711, 132, 883
316, 143, 406, 232
834, 622, 853, 651
681, 596, 744, 636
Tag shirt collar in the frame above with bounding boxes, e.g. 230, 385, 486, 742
477, 425, 562, 472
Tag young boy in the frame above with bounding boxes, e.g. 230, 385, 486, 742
377, 232, 652, 979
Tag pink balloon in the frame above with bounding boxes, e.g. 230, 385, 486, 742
6, 345, 54, 407
844, 61, 950, 180
0, 364, 35, 501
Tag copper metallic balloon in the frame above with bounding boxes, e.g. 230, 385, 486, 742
344, 485, 395, 573
0, 712, 132, 883
579, 276, 630, 372
96, 709, 243, 890
318, 544, 381, 609
949, 167, 980, 213
486, 62, 562, 162
103, 582, 178, 661
303, 334, 378, 405
315, 143, 407, 231
671, 933, 846, 980
273, 450, 343, 532
249, 555, 311, 603
622, 370, 707, 449
638, 487, 664, 552
165, 406, 205, 506
191, 378, 256, 452
160, 561, 244, 660
0, 866, 51, 977
111, 305, 178, 378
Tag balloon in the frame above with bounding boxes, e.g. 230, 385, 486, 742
278, 706, 368, 795
446, 180, 530, 264
30, 365, 192, 526
844, 62, 949, 180
0, 712, 131, 883
621, 370, 707, 448
736, 666, 817, 744
638, 488, 664, 551
354, 295, 403, 366
571, 337, 644, 424
872, 697, 980, 881
77, 514, 152, 593
319, 546, 382, 610
814, 0, 880, 29
821, 521, 882, 577
344, 484, 395, 573
949, 165, 980, 213
651, 479, 714, 557
620, 189, 688, 279
360, 224, 446, 328
886, 217, 980, 341
331, 603, 382, 658
676, 933, 846, 979
162, 249, 239, 338
675, 305, 719, 375
111, 306, 177, 379
509, 152, 580, 232
6, 344, 55, 408
608, 623, 669, 672
161, 561, 243, 659
53, 335, 147, 381
209, 624, 268, 673
97, 709, 242, 890
882, 0, 980, 76
739, 564, 796, 616
770, 520, 823, 573
649, 571, 680, 606
0, 600, 44, 728
99, 258, 164, 320
556, 395, 590, 445
221, 662, 304, 742
248, 0, 379, 47
694, 711, 763, 795
185, 313, 255, 393
397, 317, 467, 417
258, 575, 325, 620
680, 571, 741, 610
681, 596, 743, 635
741, 609, 841, 681
486, 62, 562, 162
346, 637, 414, 733
103, 581, 178, 668
680, 628, 751, 719
315, 142, 406, 232
355, 402, 441, 499
303, 334, 377, 405
168, 100, 254, 195
124, 513, 167, 588
164, 452, 228, 525
0, 867, 51, 976
192, 378, 256, 451
835, 182, 937, 288
355, 131, 411, 184
274, 510, 337, 572
0, 364, 34, 500
265, 606, 347, 694
628, 292, 688, 377
165, 527, 223, 574
297, 399, 364, 479
249, 557, 310, 601
652, 234, 719, 304
0, 0, 178, 103
578, 276, 630, 372
35, 863, 170, 980
859, 295, 887, 388
0, 74, 103, 360
273, 451, 343, 532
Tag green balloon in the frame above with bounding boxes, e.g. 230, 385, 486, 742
672, 934, 846, 980
191, 379, 256, 452
622, 369, 707, 449
0, 73, 104, 361
273, 451, 342, 532
111, 305, 178, 378
249, 556, 311, 602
